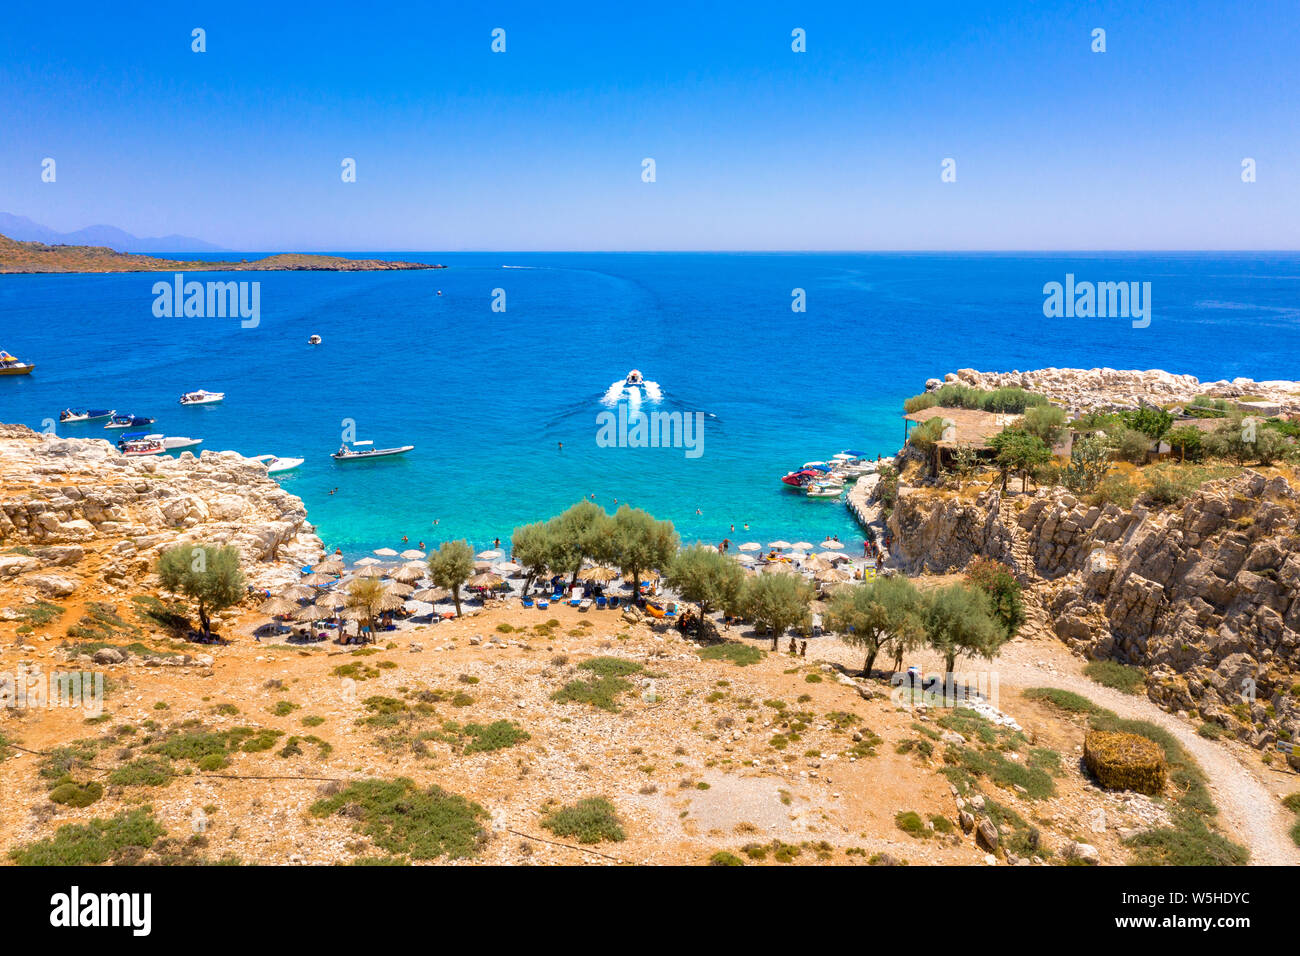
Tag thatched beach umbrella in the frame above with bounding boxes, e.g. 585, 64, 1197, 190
279, 584, 316, 601
313, 559, 345, 574
384, 581, 414, 597
764, 563, 799, 576
375, 591, 407, 612
357, 565, 387, 578
301, 572, 337, 586
390, 565, 424, 584
473, 560, 493, 572
292, 605, 325, 622
815, 567, 850, 584
339, 606, 369, 622
399, 549, 426, 561
579, 566, 618, 583
802, 556, 833, 573
259, 596, 299, 616
315, 593, 347, 611
412, 587, 450, 603
467, 571, 505, 589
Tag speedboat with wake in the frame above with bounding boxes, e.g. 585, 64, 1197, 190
179, 390, 224, 405
252, 454, 304, 474
60, 408, 115, 423
105, 414, 156, 429
331, 440, 414, 461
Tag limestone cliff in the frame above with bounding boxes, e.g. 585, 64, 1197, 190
0, 424, 322, 598
887, 471, 1300, 750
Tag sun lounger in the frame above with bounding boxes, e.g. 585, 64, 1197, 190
522, 597, 534, 608
538, 599, 549, 609
608, 596, 620, 609
596, 595, 607, 609
579, 598, 592, 611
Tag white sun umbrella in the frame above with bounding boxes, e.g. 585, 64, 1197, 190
476, 549, 503, 560
832, 453, 855, 461
373, 548, 399, 557
733, 552, 757, 565
399, 549, 426, 560
767, 540, 792, 550
738, 542, 761, 552
496, 561, 523, 575
791, 541, 814, 551
787, 551, 808, 562
355, 557, 382, 566
819, 540, 845, 550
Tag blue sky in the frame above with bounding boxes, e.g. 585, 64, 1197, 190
1, 1, 1296, 250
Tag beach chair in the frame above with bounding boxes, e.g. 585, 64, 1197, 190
538, 598, 549, 610
522, 597, 534, 609
608, 596, 620, 609
551, 589, 565, 602
579, 598, 592, 611
596, 595, 607, 609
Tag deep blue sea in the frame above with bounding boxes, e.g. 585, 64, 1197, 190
3, 252, 1299, 558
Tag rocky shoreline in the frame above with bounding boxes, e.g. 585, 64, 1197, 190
0, 424, 322, 601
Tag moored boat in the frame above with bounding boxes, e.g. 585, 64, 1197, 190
60, 408, 115, 423
331, 440, 414, 461
179, 390, 224, 405
0, 351, 34, 376
105, 414, 156, 429
252, 454, 304, 474
119, 437, 165, 457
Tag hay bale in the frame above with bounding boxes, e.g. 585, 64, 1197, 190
1083, 730, 1166, 795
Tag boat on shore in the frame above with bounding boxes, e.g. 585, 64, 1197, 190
252, 454, 304, 474
332, 440, 414, 461
179, 390, 224, 405
60, 408, 115, 423
105, 414, 156, 429
0, 351, 34, 376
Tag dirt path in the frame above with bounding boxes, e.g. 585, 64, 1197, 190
994, 639, 1300, 867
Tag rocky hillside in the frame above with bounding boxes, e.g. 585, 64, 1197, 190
0, 233, 443, 274
933, 367, 1300, 415
0, 424, 321, 601
888, 469, 1300, 753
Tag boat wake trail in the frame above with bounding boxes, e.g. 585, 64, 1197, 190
600, 376, 663, 407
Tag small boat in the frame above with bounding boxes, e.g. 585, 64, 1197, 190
625, 369, 644, 386
331, 440, 414, 461
60, 408, 115, 423
308, 335, 321, 345
0, 351, 34, 376
105, 414, 156, 429
116, 433, 201, 452
252, 454, 304, 474
119, 437, 165, 457
781, 469, 820, 487
179, 390, 224, 405
806, 483, 843, 499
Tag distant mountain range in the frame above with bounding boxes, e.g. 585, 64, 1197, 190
0, 213, 225, 253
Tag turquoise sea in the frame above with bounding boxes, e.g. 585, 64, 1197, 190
3, 252, 1299, 558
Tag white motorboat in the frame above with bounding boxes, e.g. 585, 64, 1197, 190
252, 454, 304, 474
625, 368, 644, 386
332, 440, 414, 461
179, 390, 224, 405
116, 432, 201, 452
308, 335, 321, 345
59, 408, 114, 423
806, 483, 844, 499
119, 437, 165, 457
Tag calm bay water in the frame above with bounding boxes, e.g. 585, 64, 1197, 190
3, 252, 1299, 557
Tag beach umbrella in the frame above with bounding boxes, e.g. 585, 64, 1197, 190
258, 596, 299, 616
390, 565, 424, 583
292, 605, 325, 622
819, 540, 845, 550
339, 606, 369, 622
357, 565, 387, 578
791, 541, 814, 551
313, 559, 345, 574
580, 566, 619, 583
315, 593, 347, 611
384, 581, 414, 597
738, 542, 761, 552
375, 591, 407, 612
412, 587, 450, 603
473, 560, 494, 571
815, 567, 850, 584
810, 599, 828, 616
496, 561, 523, 575
279, 584, 316, 601
787, 551, 808, 562
623, 568, 659, 582
767, 540, 792, 550
399, 549, 426, 561
802, 556, 833, 573
301, 572, 337, 586
468, 571, 505, 589
476, 549, 503, 560
733, 552, 756, 565
355, 557, 382, 567
373, 548, 399, 557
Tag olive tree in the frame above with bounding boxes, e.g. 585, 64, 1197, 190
156, 543, 245, 641
427, 540, 475, 616
663, 544, 745, 637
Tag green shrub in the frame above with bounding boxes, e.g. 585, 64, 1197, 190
49, 778, 104, 807
9, 808, 164, 865
894, 811, 929, 838
541, 797, 626, 844
709, 850, 745, 866
551, 675, 633, 712
460, 720, 530, 754
697, 643, 764, 666
1084, 659, 1145, 694
578, 656, 644, 678
310, 778, 487, 859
